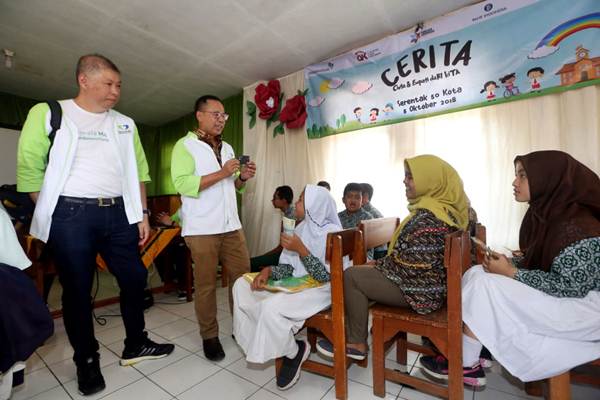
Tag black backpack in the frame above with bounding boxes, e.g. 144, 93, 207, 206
46, 100, 62, 156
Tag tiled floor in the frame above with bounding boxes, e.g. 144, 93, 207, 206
12, 286, 600, 400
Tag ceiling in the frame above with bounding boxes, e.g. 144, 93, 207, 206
0, 0, 478, 126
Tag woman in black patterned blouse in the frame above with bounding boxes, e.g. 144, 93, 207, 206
316, 155, 470, 361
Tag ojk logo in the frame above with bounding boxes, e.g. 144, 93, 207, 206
355, 50, 368, 62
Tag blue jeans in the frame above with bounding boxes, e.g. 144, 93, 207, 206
48, 196, 147, 365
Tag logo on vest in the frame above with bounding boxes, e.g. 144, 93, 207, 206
117, 124, 132, 134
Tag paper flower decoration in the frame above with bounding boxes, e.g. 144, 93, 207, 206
254, 80, 282, 120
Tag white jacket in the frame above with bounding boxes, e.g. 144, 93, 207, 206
17, 102, 147, 242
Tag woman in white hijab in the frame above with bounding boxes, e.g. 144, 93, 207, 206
233, 184, 343, 391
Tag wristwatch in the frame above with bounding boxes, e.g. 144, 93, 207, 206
142, 209, 151, 216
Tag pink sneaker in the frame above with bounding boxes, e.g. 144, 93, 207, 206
419, 355, 487, 388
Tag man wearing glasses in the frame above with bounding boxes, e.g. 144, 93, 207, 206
171, 95, 256, 361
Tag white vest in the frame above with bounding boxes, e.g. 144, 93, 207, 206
180, 137, 241, 236
31, 106, 143, 242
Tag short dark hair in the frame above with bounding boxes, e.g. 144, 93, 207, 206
195, 95, 223, 113
370, 108, 379, 115
275, 185, 293, 204
499, 73, 516, 84
76, 54, 120, 82
360, 183, 374, 200
353, 107, 362, 113
343, 182, 363, 198
480, 81, 497, 93
317, 181, 331, 191
527, 67, 544, 76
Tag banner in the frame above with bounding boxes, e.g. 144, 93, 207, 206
304, 0, 600, 138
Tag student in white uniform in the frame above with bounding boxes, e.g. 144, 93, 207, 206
420, 150, 600, 387
233, 184, 343, 390
0, 204, 53, 400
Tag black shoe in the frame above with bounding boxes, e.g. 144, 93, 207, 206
177, 291, 188, 302
479, 346, 493, 368
316, 338, 366, 361
11, 369, 24, 387
276, 339, 310, 390
77, 357, 106, 396
203, 337, 225, 361
419, 355, 487, 388
120, 336, 175, 366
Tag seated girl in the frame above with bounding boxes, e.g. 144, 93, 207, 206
421, 150, 600, 387
232, 184, 343, 390
0, 204, 53, 399
316, 155, 470, 360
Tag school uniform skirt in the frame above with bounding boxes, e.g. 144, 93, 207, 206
462, 265, 600, 381
232, 278, 331, 363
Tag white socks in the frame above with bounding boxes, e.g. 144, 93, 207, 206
462, 334, 483, 367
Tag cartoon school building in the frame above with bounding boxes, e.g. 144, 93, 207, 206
556, 45, 600, 85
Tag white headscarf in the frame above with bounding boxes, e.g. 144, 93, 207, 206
278, 184, 342, 277
0, 203, 31, 270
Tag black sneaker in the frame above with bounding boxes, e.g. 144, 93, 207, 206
11, 368, 24, 387
479, 346, 493, 368
203, 337, 225, 361
419, 355, 486, 388
77, 357, 106, 396
276, 339, 311, 390
316, 338, 366, 361
120, 337, 175, 366
177, 291, 188, 302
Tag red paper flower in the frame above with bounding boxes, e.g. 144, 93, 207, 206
254, 80, 281, 120
279, 94, 307, 129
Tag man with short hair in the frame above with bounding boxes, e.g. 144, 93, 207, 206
17, 54, 174, 396
360, 182, 383, 218
338, 183, 375, 259
360, 182, 388, 258
171, 95, 256, 361
250, 185, 295, 272
316, 180, 331, 191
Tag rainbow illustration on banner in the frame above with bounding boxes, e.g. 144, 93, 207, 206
529, 12, 600, 59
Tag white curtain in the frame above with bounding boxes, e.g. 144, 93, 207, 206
243, 70, 600, 256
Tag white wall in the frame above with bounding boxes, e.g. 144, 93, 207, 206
0, 127, 20, 185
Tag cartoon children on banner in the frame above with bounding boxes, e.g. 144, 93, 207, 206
353, 107, 363, 123
527, 67, 544, 91
499, 73, 520, 97
383, 103, 394, 118
480, 81, 498, 101
369, 108, 379, 123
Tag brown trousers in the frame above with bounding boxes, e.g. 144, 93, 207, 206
344, 265, 409, 344
185, 229, 250, 339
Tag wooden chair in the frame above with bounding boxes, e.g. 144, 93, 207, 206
358, 217, 400, 258
276, 217, 402, 399
275, 228, 364, 400
19, 234, 55, 298
524, 356, 600, 399
371, 225, 486, 399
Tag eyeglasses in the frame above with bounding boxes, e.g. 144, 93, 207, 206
199, 111, 229, 121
